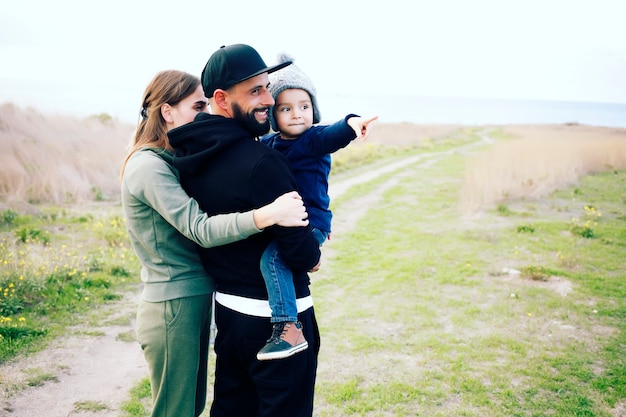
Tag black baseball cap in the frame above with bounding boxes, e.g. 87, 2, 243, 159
201, 44, 292, 98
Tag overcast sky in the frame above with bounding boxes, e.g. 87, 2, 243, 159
1, 0, 625, 123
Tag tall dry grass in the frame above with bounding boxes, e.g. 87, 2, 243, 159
460, 124, 626, 213
2, 102, 624, 214
0, 103, 134, 206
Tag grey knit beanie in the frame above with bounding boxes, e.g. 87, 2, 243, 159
268, 54, 321, 131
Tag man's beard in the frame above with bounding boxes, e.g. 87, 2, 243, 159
232, 102, 271, 137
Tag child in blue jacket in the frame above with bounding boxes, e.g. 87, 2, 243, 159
258, 57, 377, 360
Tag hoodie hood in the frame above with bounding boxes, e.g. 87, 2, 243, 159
168, 113, 251, 175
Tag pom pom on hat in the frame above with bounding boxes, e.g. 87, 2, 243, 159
268, 54, 321, 131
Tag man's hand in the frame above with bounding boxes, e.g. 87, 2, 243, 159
309, 261, 321, 273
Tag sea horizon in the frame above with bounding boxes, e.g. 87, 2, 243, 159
318, 93, 626, 129
2, 75, 625, 129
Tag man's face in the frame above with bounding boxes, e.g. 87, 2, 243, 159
227, 73, 275, 136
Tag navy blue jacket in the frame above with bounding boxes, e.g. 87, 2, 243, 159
261, 115, 358, 233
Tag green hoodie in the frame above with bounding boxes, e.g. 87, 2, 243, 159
121, 147, 260, 302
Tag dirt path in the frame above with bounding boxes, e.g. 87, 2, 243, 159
0, 134, 489, 417
0, 291, 146, 417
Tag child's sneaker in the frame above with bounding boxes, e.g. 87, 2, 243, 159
256, 321, 308, 360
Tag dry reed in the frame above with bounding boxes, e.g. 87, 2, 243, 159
0, 103, 134, 205
2, 103, 624, 213
460, 124, 626, 213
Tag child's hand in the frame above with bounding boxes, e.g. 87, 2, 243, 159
348, 115, 379, 141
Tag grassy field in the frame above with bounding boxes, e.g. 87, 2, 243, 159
310, 138, 626, 416
1, 103, 625, 415
0, 203, 138, 363
122, 127, 625, 417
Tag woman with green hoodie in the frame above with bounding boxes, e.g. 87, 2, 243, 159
120, 70, 309, 417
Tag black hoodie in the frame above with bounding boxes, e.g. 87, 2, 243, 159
168, 113, 321, 299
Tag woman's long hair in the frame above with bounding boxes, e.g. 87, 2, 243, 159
120, 70, 200, 178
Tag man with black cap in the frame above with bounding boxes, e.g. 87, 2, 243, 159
168, 44, 321, 416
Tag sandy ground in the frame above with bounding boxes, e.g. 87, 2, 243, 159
1, 123, 623, 416
0, 291, 146, 417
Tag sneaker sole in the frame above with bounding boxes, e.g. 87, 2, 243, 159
256, 341, 309, 361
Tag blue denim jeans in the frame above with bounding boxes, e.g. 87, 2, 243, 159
260, 228, 328, 323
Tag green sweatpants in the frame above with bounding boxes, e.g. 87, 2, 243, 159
136, 294, 212, 417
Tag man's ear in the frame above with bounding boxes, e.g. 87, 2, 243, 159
161, 103, 173, 123
212, 90, 228, 110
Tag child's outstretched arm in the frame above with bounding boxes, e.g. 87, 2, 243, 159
347, 115, 379, 140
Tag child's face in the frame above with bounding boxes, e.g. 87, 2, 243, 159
273, 88, 314, 139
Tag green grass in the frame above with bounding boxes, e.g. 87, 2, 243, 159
22, 367, 58, 386
312, 148, 626, 416
120, 377, 152, 416
3, 128, 625, 416
72, 400, 109, 413
0, 204, 139, 363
